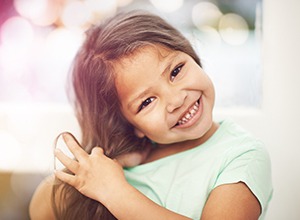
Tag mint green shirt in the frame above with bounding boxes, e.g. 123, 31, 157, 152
124, 120, 273, 219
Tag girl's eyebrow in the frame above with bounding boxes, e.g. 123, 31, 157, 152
127, 87, 152, 110
160, 52, 180, 77
127, 53, 180, 111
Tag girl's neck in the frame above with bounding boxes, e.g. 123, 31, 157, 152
144, 121, 219, 164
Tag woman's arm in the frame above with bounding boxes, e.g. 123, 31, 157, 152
29, 175, 55, 220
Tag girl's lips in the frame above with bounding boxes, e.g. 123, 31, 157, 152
174, 96, 203, 128
177, 100, 199, 125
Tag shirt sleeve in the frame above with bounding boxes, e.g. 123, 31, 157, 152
213, 140, 273, 217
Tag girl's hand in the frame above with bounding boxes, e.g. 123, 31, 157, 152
54, 133, 191, 220
54, 133, 127, 203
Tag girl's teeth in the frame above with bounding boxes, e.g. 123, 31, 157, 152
177, 100, 199, 125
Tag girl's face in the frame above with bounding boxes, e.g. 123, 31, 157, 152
115, 45, 215, 145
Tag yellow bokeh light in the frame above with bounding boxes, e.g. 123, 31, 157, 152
150, 0, 184, 13
219, 13, 249, 46
192, 2, 222, 29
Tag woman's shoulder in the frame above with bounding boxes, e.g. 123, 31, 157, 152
29, 175, 56, 220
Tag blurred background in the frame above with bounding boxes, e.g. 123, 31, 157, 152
0, 0, 299, 219
0, 0, 262, 106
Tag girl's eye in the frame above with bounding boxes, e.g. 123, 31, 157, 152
170, 64, 184, 81
138, 97, 155, 112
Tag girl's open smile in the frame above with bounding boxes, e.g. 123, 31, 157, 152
174, 96, 202, 128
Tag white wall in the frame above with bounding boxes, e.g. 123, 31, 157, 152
262, 0, 300, 219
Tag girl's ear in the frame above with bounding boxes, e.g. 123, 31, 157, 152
134, 128, 145, 138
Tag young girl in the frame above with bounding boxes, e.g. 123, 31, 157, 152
30, 10, 273, 220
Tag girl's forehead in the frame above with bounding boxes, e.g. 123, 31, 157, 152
117, 44, 174, 67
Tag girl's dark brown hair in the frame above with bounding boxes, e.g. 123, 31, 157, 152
52, 10, 201, 219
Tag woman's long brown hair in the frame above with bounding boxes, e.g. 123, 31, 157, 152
51, 10, 201, 219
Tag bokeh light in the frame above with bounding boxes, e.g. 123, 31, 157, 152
83, 0, 118, 25
219, 13, 249, 45
150, 0, 184, 13
196, 26, 221, 47
0, 16, 34, 46
117, 0, 134, 7
0, 17, 32, 74
43, 27, 83, 68
192, 2, 222, 29
60, 1, 91, 28
0, 16, 35, 101
14, 0, 60, 26
85, 0, 118, 15
35, 27, 83, 102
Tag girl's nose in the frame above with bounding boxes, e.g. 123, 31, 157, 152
166, 90, 187, 113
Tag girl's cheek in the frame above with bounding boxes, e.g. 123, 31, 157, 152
140, 115, 160, 130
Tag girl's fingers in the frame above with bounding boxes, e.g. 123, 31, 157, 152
54, 170, 77, 186
62, 132, 88, 162
91, 146, 104, 156
55, 149, 79, 173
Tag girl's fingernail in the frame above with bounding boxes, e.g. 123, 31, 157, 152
62, 132, 68, 139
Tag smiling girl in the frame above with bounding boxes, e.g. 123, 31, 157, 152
30, 10, 272, 220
